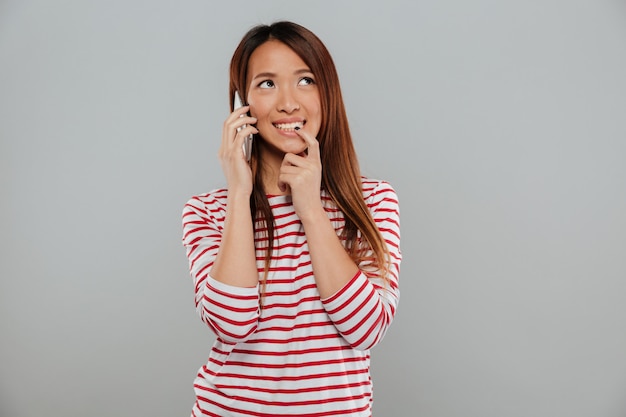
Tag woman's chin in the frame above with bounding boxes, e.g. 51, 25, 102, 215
259, 138, 307, 157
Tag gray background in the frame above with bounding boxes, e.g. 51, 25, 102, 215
1, 1, 625, 416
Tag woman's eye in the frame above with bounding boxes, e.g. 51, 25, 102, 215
298, 77, 315, 86
258, 80, 274, 88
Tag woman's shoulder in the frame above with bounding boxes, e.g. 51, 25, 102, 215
360, 177, 397, 201
184, 188, 229, 214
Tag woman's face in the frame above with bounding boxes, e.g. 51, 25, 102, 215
246, 40, 321, 158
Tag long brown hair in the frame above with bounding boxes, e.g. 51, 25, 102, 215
229, 21, 390, 297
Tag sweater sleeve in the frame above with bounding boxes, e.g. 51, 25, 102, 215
181, 193, 260, 343
321, 181, 401, 351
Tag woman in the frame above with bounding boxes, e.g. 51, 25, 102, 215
182, 21, 401, 417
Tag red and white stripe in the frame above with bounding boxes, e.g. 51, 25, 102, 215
182, 178, 401, 417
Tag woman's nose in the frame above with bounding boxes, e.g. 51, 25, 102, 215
277, 88, 300, 113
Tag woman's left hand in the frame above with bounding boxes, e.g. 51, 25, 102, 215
277, 129, 323, 220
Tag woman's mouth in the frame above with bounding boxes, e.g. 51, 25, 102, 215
273, 121, 305, 132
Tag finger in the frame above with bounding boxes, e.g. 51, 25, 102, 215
235, 125, 258, 142
229, 105, 251, 120
225, 107, 256, 130
233, 127, 257, 160
222, 108, 253, 142
233, 117, 258, 134
294, 127, 320, 159
281, 152, 302, 167
279, 164, 300, 176
277, 162, 300, 190
221, 124, 257, 161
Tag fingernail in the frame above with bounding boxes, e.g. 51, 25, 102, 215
294, 126, 300, 131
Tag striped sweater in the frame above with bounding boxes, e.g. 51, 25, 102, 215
181, 178, 401, 417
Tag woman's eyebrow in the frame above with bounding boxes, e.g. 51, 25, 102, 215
251, 68, 313, 81
294, 68, 313, 75
251, 72, 276, 81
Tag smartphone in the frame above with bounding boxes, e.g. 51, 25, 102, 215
234, 91, 253, 162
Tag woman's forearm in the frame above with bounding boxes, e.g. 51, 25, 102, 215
299, 206, 359, 299
210, 191, 258, 287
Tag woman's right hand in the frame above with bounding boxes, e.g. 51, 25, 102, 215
218, 106, 258, 196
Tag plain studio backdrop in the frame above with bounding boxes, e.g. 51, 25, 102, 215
1, 1, 626, 416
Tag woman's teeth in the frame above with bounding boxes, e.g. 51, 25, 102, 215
274, 122, 304, 131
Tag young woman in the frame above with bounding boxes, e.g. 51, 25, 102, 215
182, 21, 401, 417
